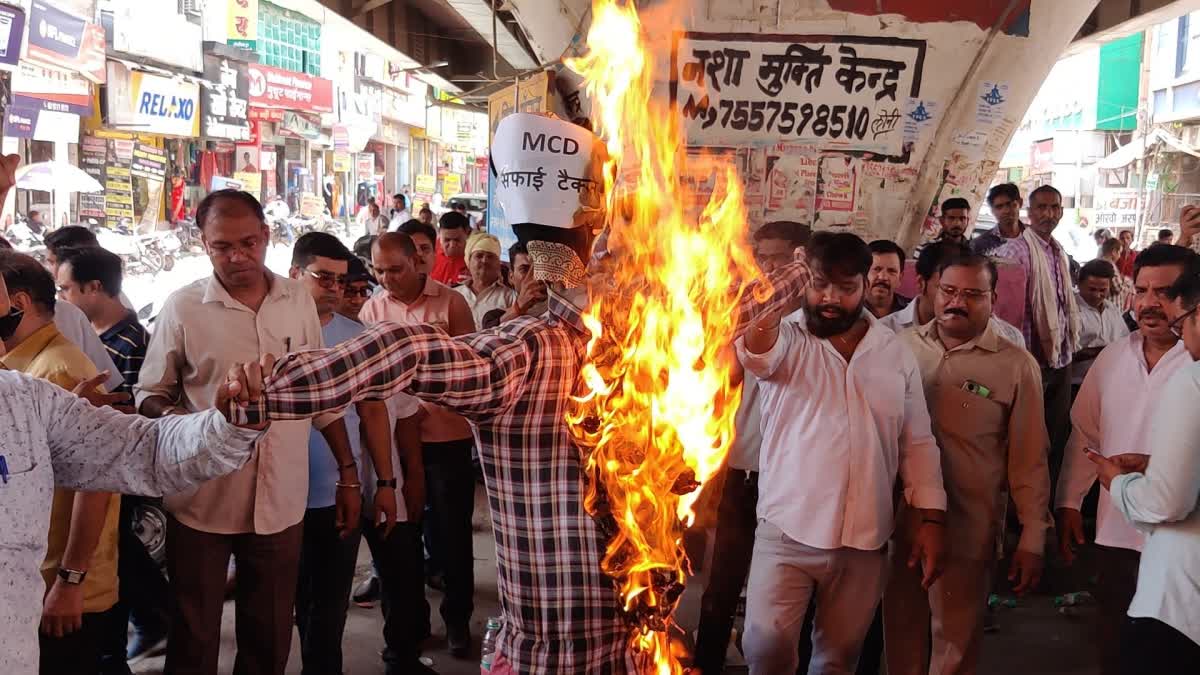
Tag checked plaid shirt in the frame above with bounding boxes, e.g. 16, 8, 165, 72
245, 261, 810, 674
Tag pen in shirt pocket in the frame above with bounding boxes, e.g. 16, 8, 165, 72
285, 337, 292, 353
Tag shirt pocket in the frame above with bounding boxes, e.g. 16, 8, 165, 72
933, 382, 1007, 439
1, 443, 38, 477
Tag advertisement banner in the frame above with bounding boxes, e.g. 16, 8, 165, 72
3, 104, 37, 138
106, 62, 200, 137
356, 153, 374, 182
278, 111, 321, 140
247, 63, 334, 113
1094, 187, 1140, 228
332, 151, 352, 173
105, 141, 135, 227
26, 1, 104, 83
233, 171, 261, 197
0, 4, 26, 70
333, 124, 349, 151
228, 0, 258, 49
249, 107, 284, 122
670, 33, 927, 153
260, 147, 277, 172
12, 61, 91, 115
414, 173, 436, 202
235, 145, 259, 173
299, 192, 324, 218
441, 173, 461, 198
131, 143, 167, 182
202, 56, 251, 141
80, 135, 107, 218
487, 70, 550, 141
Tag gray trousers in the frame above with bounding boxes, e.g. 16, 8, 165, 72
743, 520, 888, 675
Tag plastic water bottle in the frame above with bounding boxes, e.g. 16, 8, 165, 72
480, 616, 503, 673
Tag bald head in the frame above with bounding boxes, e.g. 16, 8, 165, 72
373, 232, 416, 259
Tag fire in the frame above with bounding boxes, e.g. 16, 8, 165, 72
564, 1, 762, 671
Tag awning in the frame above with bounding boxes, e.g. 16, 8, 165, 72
1097, 128, 1200, 170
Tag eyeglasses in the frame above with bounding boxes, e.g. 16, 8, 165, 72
305, 269, 348, 289
938, 284, 990, 302
344, 285, 371, 298
56, 284, 72, 298
1169, 305, 1198, 338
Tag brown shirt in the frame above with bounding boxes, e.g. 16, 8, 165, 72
899, 321, 1052, 561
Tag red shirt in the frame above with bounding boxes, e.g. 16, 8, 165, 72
431, 238, 467, 285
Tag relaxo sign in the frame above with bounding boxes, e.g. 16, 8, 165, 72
106, 62, 200, 137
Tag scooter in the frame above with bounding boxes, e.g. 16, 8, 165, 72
92, 220, 175, 275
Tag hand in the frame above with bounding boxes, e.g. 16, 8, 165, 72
1110, 453, 1150, 474
40, 579, 83, 638
372, 487, 398, 538
0, 153, 19, 196
335, 484, 362, 538
515, 277, 549, 314
1008, 550, 1044, 595
1085, 450, 1123, 490
1056, 508, 1085, 565
908, 520, 946, 590
1180, 205, 1200, 247
217, 355, 276, 430
70, 372, 132, 409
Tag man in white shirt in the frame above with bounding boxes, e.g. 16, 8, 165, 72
1055, 244, 1199, 675
387, 193, 411, 232
1073, 259, 1130, 387
882, 240, 1025, 347
737, 232, 947, 675
1087, 263, 1200, 671
455, 233, 517, 327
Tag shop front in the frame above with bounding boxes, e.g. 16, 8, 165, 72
200, 52, 256, 203
246, 62, 333, 213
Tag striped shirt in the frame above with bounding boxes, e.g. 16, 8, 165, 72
99, 312, 149, 396
235, 261, 813, 674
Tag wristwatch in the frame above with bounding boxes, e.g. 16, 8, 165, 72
57, 567, 87, 585
376, 478, 398, 489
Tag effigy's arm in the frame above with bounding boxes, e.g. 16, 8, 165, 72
239, 322, 531, 424
729, 260, 811, 339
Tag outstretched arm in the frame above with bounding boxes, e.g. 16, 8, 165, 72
730, 259, 810, 340
245, 322, 533, 423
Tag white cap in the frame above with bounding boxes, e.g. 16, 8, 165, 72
490, 112, 606, 230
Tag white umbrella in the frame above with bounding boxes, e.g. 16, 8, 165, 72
16, 161, 103, 193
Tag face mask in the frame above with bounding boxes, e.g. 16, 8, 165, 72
0, 308, 24, 341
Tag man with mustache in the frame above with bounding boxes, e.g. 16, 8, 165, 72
737, 232, 947, 675
865, 240, 909, 318
1054, 243, 1199, 675
992, 185, 1079, 488
882, 241, 1025, 347
884, 253, 1051, 675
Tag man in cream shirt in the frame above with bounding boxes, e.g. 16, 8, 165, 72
1055, 244, 1198, 675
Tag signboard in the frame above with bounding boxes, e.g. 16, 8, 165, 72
332, 151, 352, 173
356, 153, 375, 182
111, 3, 203, 73
233, 171, 261, 196
210, 175, 244, 191
202, 56, 251, 140
131, 143, 167, 181
278, 111, 321, 140
299, 192, 325, 218
249, 106, 284, 122
333, 124, 349, 151
228, 0, 258, 49
487, 70, 550, 140
105, 141, 135, 227
235, 145, 259, 173
441, 173, 461, 198
106, 62, 201, 137
1030, 138, 1054, 175
80, 135, 106, 218
1094, 187, 1140, 228
670, 33, 927, 153
247, 63, 334, 113
3, 104, 37, 138
0, 4, 26, 70
260, 147, 277, 172
26, 1, 105, 83
12, 61, 91, 115
414, 173, 436, 202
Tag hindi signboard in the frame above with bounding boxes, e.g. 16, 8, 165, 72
670, 33, 926, 153
202, 56, 251, 141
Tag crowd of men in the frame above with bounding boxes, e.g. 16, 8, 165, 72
3, 110, 1200, 675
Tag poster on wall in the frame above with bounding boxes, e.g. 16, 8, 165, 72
356, 153, 375, 182
815, 154, 858, 225
79, 135, 106, 218
332, 151, 352, 173
260, 147, 277, 172
131, 143, 167, 182
0, 4, 26, 71
233, 171, 262, 197
105, 141, 135, 227
236, 145, 260, 173
414, 174, 436, 203
441, 174, 462, 198
670, 33, 926, 153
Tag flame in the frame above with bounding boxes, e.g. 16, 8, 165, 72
564, 2, 762, 672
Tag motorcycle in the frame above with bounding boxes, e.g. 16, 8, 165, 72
5, 216, 49, 264
264, 196, 295, 246
92, 220, 176, 276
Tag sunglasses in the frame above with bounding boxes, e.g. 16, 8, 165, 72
306, 269, 348, 289
344, 285, 371, 298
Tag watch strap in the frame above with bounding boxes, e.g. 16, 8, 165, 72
57, 567, 86, 585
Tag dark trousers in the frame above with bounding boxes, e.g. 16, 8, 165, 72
422, 439, 476, 630
1121, 617, 1200, 675
103, 496, 169, 665
40, 609, 109, 675
164, 518, 303, 675
1093, 545, 1141, 675
1042, 363, 1073, 496
362, 519, 430, 667
295, 506, 362, 675
694, 469, 758, 673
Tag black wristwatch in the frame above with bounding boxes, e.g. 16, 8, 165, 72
57, 567, 87, 585
376, 478, 398, 489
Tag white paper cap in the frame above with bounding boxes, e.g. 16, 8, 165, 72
491, 113, 606, 230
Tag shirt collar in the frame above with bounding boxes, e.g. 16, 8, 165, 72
547, 286, 588, 335
98, 311, 140, 343
202, 272, 291, 310
1, 322, 62, 372
915, 314, 1002, 353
